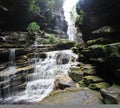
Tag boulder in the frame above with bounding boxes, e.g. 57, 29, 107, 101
100, 85, 120, 104
40, 88, 103, 105
69, 67, 83, 82
81, 64, 96, 75
83, 76, 105, 85
54, 75, 79, 90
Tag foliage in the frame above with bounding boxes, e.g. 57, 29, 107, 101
27, 22, 40, 35
26, 22, 40, 44
43, 34, 59, 44
71, 5, 79, 21
76, 10, 84, 25
29, 0, 41, 15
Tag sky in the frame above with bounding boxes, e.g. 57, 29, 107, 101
63, 0, 79, 12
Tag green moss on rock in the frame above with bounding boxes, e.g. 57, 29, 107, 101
88, 82, 109, 90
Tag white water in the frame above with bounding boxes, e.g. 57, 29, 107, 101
8, 49, 17, 77
63, 0, 79, 41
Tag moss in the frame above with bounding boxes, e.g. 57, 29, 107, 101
104, 42, 120, 59
75, 9, 85, 25
84, 76, 104, 84
79, 81, 87, 87
88, 82, 109, 90
43, 34, 59, 44
71, 67, 81, 72
29, 0, 41, 15
82, 68, 96, 75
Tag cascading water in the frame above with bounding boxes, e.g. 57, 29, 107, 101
3, 50, 78, 103
8, 49, 17, 77
0, 49, 17, 99
24, 50, 78, 102
63, 0, 79, 41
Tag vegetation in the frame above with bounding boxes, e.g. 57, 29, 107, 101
29, 0, 41, 15
76, 10, 85, 25
26, 22, 40, 44
71, 5, 79, 21
43, 34, 59, 44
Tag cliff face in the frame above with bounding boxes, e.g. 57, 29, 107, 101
75, 0, 120, 85
0, 0, 67, 34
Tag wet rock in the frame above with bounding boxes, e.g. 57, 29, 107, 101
27, 53, 47, 59
11, 83, 27, 92
56, 53, 70, 65
69, 66, 83, 82
100, 85, 120, 104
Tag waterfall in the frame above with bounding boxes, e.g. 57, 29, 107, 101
8, 49, 17, 76
3, 50, 78, 103
63, 0, 79, 41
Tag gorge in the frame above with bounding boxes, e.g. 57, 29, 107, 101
0, 0, 120, 105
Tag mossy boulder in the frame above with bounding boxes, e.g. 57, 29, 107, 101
69, 67, 83, 82
81, 44, 105, 58
83, 76, 105, 85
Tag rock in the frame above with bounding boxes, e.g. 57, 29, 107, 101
0, 65, 34, 82
0, 48, 29, 62
69, 66, 83, 82
11, 83, 27, 92
88, 82, 110, 91
81, 64, 96, 75
56, 53, 70, 65
103, 42, 120, 68
52, 41, 76, 50
79, 81, 87, 87
39, 88, 103, 105
16, 55, 28, 61
27, 53, 47, 59
54, 75, 79, 90
81, 44, 105, 59
100, 85, 120, 104
83, 76, 105, 85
